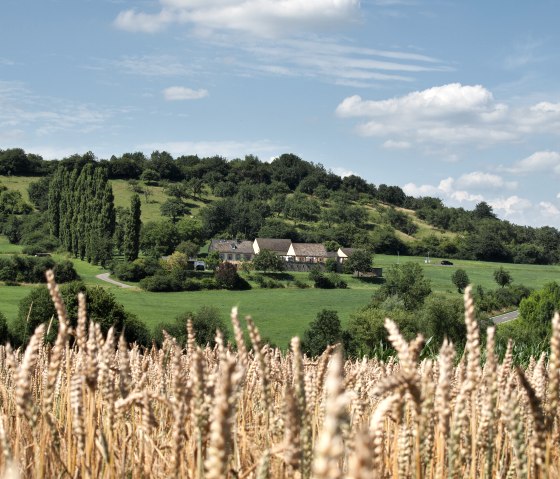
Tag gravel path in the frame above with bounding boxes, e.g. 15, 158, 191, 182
96, 273, 134, 289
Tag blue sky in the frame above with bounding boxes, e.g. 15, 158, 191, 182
2, 0, 560, 228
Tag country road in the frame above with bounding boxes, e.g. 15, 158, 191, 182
96, 273, 133, 289
491, 310, 519, 324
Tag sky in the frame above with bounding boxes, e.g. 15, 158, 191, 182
2, 0, 560, 228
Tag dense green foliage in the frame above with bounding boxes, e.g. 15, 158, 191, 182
451, 268, 470, 293
252, 249, 285, 273
343, 249, 373, 276
496, 282, 560, 360
2, 147, 560, 267
48, 163, 115, 265
0, 256, 79, 284
12, 282, 149, 346
374, 262, 432, 310
153, 306, 229, 347
123, 194, 141, 262
301, 309, 344, 356
494, 267, 513, 288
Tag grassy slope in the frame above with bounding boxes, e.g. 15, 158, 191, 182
1, 176, 453, 244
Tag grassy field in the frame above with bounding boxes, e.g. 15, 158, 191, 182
374, 254, 560, 295
111, 286, 374, 348
1, 245, 559, 346
0, 236, 23, 254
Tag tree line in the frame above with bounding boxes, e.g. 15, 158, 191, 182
1, 147, 560, 265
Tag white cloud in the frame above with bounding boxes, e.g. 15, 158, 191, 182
163, 86, 208, 101
539, 201, 560, 217
336, 83, 560, 148
404, 175, 560, 226
507, 151, 560, 175
137, 139, 286, 159
330, 167, 356, 178
383, 139, 411, 149
456, 171, 517, 190
115, 0, 361, 37
403, 177, 483, 204
490, 196, 532, 217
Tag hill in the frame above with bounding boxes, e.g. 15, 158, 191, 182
0, 147, 559, 265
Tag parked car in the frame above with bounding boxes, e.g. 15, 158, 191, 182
440, 260, 454, 266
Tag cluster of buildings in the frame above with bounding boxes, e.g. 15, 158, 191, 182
209, 238, 357, 265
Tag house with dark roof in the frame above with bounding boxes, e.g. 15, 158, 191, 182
209, 239, 255, 262
287, 243, 328, 263
252, 238, 292, 258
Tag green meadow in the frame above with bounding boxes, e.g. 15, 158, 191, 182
1, 224, 559, 347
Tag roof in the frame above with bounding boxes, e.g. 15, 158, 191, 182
209, 239, 254, 255
290, 243, 328, 257
254, 238, 292, 254
338, 247, 357, 257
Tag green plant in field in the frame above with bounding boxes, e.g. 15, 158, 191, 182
494, 267, 513, 288
451, 268, 469, 293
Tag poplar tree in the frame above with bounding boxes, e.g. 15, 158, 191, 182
47, 168, 63, 238
124, 194, 142, 262
48, 162, 116, 264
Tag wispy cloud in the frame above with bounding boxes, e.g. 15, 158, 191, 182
456, 171, 517, 190
223, 37, 449, 86
163, 86, 208, 101
0, 80, 122, 137
504, 35, 545, 70
337, 83, 560, 148
87, 55, 197, 77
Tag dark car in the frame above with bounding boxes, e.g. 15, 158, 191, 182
440, 260, 453, 266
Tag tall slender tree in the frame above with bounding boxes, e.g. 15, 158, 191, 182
124, 194, 142, 262
48, 163, 116, 264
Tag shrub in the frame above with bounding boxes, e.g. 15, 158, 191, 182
293, 279, 309, 289
451, 268, 469, 293
215, 262, 242, 290
494, 267, 513, 288
154, 306, 229, 347
325, 258, 338, 273
12, 282, 146, 346
255, 274, 284, 289
301, 310, 343, 357
183, 278, 202, 291
199, 278, 219, 290
139, 273, 182, 292
53, 260, 80, 283
328, 273, 347, 289
114, 261, 146, 282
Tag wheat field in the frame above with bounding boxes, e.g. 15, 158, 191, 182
0, 271, 558, 478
